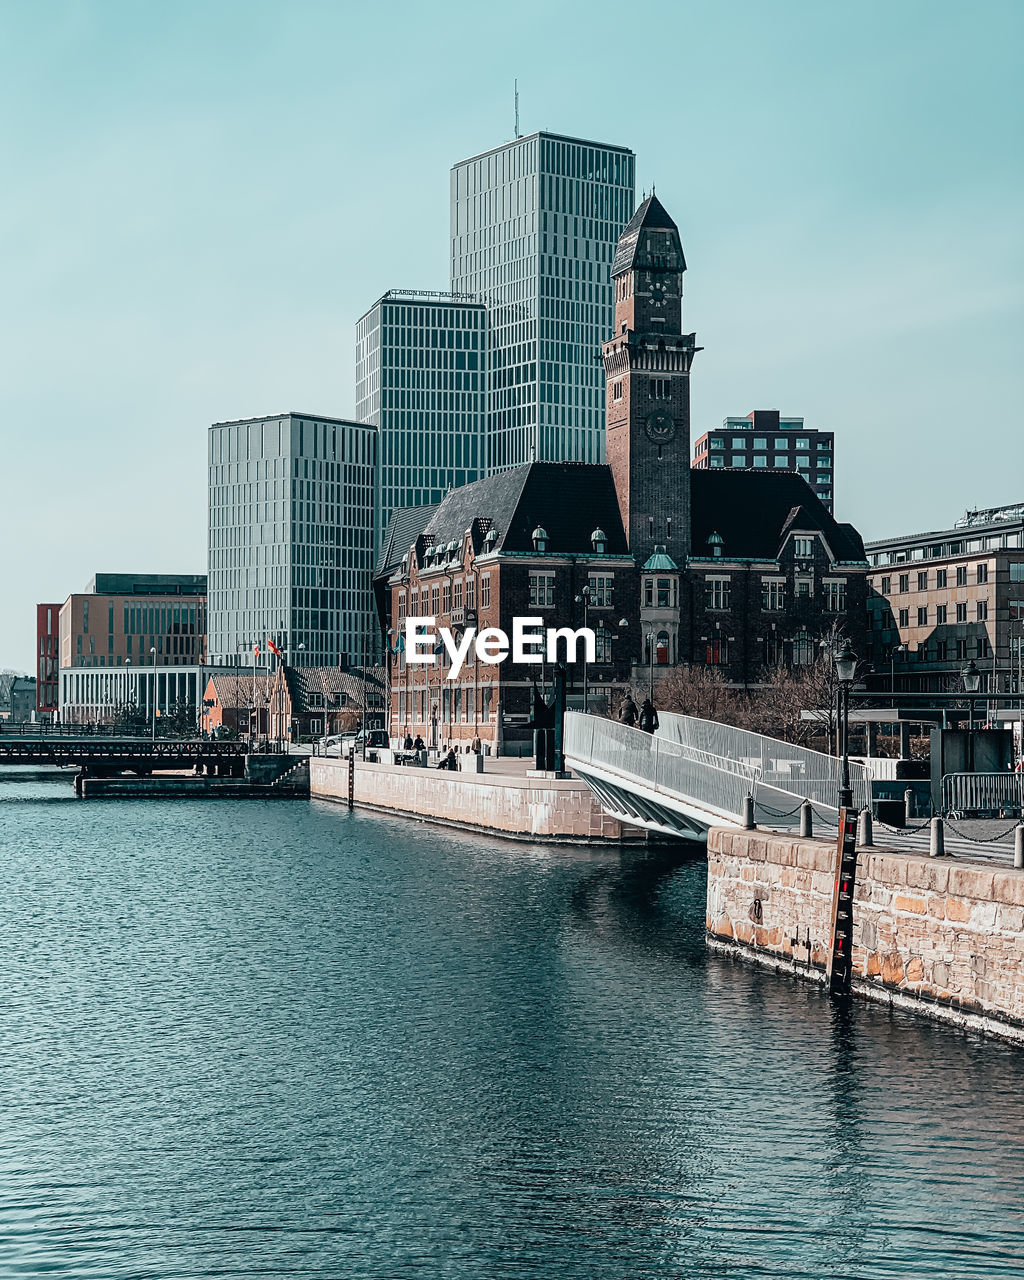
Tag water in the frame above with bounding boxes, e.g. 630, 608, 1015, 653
2, 772, 1024, 1279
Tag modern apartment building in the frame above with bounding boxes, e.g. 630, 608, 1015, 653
207, 412, 376, 669
355, 292, 488, 549
451, 131, 636, 471
692, 411, 836, 512
57, 572, 208, 724
864, 502, 1024, 693
36, 602, 60, 715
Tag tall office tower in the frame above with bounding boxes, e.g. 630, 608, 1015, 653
355, 291, 488, 550
450, 132, 635, 471
208, 412, 376, 668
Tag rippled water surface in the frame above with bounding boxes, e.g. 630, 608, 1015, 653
2, 772, 1024, 1278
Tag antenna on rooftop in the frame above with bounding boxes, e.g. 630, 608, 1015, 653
514, 79, 520, 139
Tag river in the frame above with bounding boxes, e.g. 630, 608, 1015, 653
1, 772, 1023, 1278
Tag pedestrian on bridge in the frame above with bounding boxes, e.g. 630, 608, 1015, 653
638, 698, 659, 735
618, 694, 638, 728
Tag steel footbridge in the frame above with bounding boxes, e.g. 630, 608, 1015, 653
563, 711, 870, 840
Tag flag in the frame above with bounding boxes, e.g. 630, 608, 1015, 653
266, 638, 282, 659
253, 644, 260, 657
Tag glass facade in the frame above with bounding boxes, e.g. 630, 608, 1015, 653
355, 293, 487, 551
208, 414, 376, 668
450, 132, 635, 471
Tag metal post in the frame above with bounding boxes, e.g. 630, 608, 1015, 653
741, 794, 755, 830
151, 646, 157, 742
1014, 825, 1023, 870
799, 799, 813, 838
904, 787, 914, 824
839, 682, 852, 811
929, 816, 945, 858
857, 807, 873, 848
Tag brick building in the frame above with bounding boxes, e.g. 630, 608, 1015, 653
381, 462, 636, 750
864, 502, 1024, 694
36, 603, 60, 716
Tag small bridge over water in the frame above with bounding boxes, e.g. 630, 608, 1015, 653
564, 711, 870, 840
0, 735, 248, 777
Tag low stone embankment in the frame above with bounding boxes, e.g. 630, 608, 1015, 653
707, 826, 1024, 1043
310, 756, 644, 843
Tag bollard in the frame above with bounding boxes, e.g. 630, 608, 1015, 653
799, 799, 813, 839
857, 807, 873, 848
930, 815, 944, 858
1015, 826, 1023, 870
741, 794, 756, 830
904, 787, 914, 825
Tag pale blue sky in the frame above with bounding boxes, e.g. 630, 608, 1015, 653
1, 0, 1022, 672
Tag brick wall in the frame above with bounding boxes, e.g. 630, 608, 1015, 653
707, 826, 1024, 1041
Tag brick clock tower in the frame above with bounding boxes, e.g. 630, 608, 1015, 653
602, 195, 699, 571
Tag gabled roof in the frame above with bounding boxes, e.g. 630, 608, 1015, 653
612, 194, 687, 276
416, 462, 629, 558
205, 673, 260, 704
689, 470, 866, 563
375, 503, 439, 579
281, 664, 386, 713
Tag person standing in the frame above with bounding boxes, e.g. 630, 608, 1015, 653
638, 697, 659, 735
618, 694, 638, 728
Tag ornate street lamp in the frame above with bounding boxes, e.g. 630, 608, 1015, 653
962, 658, 981, 730
832, 638, 857, 810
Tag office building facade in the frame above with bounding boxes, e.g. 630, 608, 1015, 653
864, 502, 1024, 693
208, 412, 376, 669
450, 131, 636, 471
692, 411, 836, 512
36, 603, 61, 715
355, 292, 488, 550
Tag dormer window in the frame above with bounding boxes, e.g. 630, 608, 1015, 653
591, 527, 607, 554
707, 530, 724, 558
484, 528, 498, 551
532, 525, 549, 553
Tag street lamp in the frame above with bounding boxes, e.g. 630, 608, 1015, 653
832, 638, 857, 810
574, 584, 592, 713
962, 658, 981, 730
124, 658, 131, 735
890, 643, 906, 698
150, 646, 157, 742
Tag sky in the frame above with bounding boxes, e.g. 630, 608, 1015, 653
1, 0, 1022, 673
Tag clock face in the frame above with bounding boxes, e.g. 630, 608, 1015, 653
650, 282, 667, 304
645, 412, 676, 444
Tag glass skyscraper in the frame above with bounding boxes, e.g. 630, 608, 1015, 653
355, 291, 488, 550
208, 412, 377, 669
450, 132, 635, 471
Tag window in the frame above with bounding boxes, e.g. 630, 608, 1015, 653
773, 455, 788, 468
792, 632, 814, 665
453, 580, 463, 610
977, 600, 988, 621
1009, 600, 1024, 621
644, 578, 653, 608
956, 602, 968, 623
466, 578, 475, 611
480, 575, 490, 608
935, 569, 947, 589
936, 604, 947, 624
650, 377, 670, 399
1011, 563, 1024, 582
880, 576, 891, 594
753, 454, 768, 467
956, 639, 968, 660
398, 591, 406, 621
824, 580, 847, 612
593, 627, 613, 663
977, 637, 991, 659
612, 380, 623, 402
898, 574, 910, 593
753, 437, 767, 449
731, 454, 746, 467
529, 573, 555, 607
793, 536, 814, 558
431, 586, 440, 615
955, 566, 968, 586
795, 438, 809, 451
977, 564, 988, 584
710, 437, 725, 451
710, 457, 725, 468
442, 583, 452, 612
917, 571, 928, 590
705, 576, 731, 610
588, 575, 614, 607
731, 437, 746, 449
898, 608, 909, 628
762, 579, 785, 611
917, 606, 928, 626
796, 578, 812, 599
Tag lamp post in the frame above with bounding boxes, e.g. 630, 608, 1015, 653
890, 643, 905, 698
124, 658, 131, 735
574, 584, 591, 712
150, 646, 157, 742
832, 638, 857, 811
962, 658, 981, 731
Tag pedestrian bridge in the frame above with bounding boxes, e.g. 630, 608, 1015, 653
563, 711, 870, 840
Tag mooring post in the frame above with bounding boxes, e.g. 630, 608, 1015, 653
347, 745, 355, 811
857, 807, 873, 848
1014, 825, 1023, 870
904, 787, 914, 825
929, 815, 944, 858
799, 799, 813, 839
741, 794, 755, 830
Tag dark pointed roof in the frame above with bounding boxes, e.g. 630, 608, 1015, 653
689, 470, 866, 564
375, 503, 439, 578
612, 194, 687, 276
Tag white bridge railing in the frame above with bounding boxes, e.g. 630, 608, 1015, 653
564, 710, 870, 830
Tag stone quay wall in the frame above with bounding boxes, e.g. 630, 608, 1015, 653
706, 826, 1024, 1042
310, 757, 644, 844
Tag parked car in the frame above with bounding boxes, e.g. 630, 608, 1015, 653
319, 729, 390, 756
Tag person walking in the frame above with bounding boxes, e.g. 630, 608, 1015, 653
638, 697, 659, 735
618, 693, 638, 728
